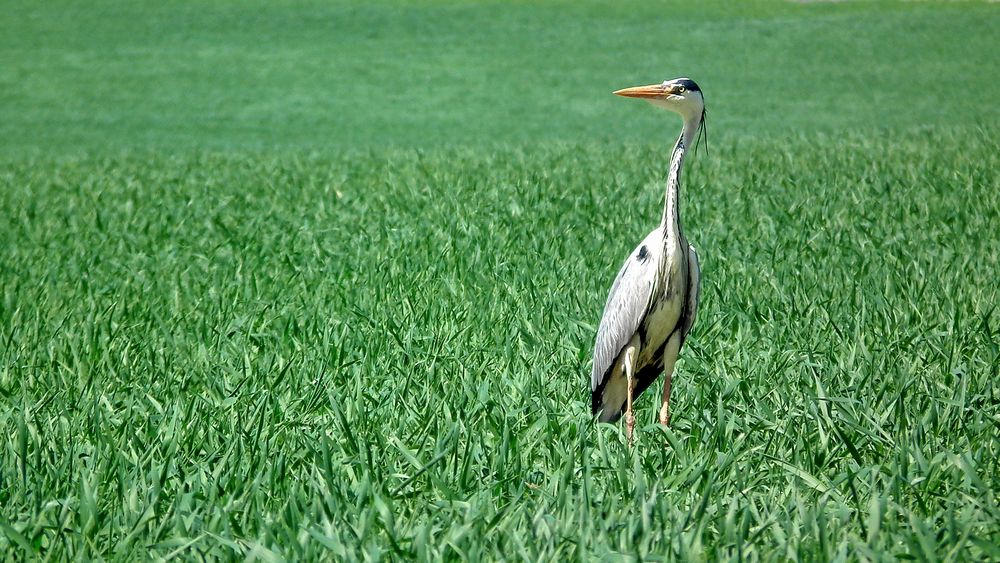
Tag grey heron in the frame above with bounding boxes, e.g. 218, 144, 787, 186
590, 77, 704, 444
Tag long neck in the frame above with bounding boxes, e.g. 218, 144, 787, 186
661, 113, 701, 238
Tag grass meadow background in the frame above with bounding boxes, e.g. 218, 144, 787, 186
2, 0, 999, 559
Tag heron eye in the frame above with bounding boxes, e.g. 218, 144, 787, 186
677, 86, 686, 93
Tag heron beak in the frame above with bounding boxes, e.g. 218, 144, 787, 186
613, 84, 667, 99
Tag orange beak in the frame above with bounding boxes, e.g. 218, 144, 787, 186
613, 83, 668, 99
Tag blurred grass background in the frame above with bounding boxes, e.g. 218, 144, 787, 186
2, 0, 998, 151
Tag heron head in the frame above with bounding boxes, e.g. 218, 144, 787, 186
613, 77, 704, 122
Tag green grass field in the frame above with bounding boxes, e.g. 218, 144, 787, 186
2, 0, 999, 559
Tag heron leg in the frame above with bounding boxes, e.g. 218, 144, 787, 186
658, 370, 672, 426
623, 336, 640, 446
658, 333, 682, 427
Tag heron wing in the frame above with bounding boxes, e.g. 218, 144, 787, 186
680, 243, 700, 343
590, 239, 659, 394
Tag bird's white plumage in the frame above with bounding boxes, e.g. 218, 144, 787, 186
590, 228, 661, 393
591, 225, 693, 422
681, 244, 701, 342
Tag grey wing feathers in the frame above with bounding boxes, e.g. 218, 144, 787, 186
680, 244, 700, 342
590, 254, 656, 392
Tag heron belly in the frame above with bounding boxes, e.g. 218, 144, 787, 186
638, 291, 684, 368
